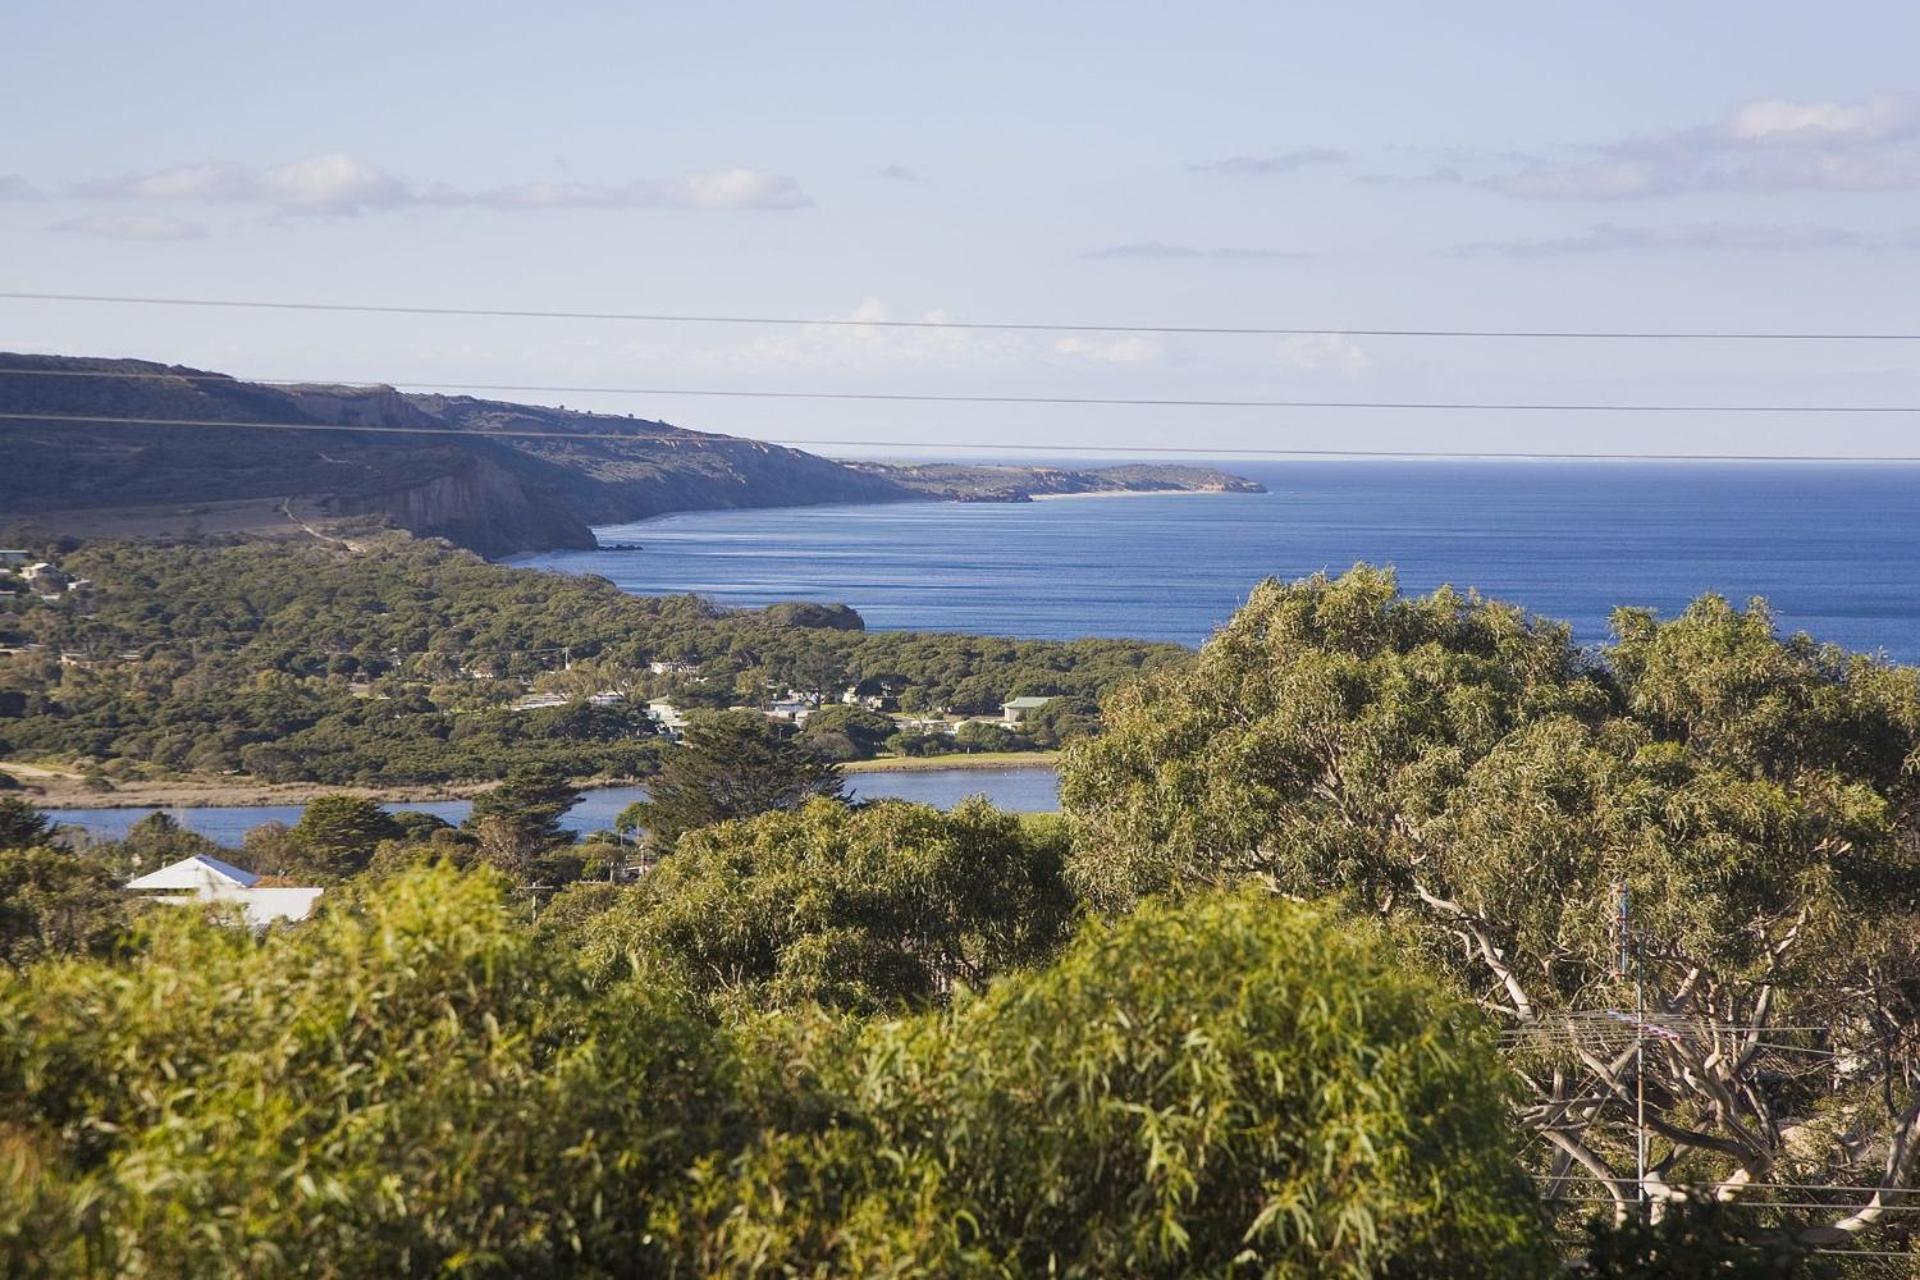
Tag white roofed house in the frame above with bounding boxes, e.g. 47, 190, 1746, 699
841, 686, 887, 711
766, 699, 814, 725
22, 563, 69, 594
125, 854, 324, 929
646, 697, 689, 740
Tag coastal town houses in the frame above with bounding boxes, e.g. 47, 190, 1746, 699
897, 714, 963, 737
765, 698, 815, 725
841, 685, 888, 711
1000, 695, 1055, 724
646, 697, 689, 739
125, 854, 324, 929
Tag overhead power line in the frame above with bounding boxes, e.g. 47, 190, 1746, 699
10, 370, 1920, 415
7, 412, 1920, 463
5, 289, 1920, 342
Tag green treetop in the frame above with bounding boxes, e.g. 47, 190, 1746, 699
1061, 565, 1920, 1244
286, 794, 403, 879
618, 710, 843, 853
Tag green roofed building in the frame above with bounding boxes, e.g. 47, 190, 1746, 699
1000, 695, 1055, 724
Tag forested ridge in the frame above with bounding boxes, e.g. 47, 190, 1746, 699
0, 535, 1186, 784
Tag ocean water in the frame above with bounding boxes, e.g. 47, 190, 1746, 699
516, 461, 1920, 660
49, 766, 1061, 846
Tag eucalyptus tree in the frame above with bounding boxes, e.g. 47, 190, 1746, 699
1062, 567, 1920, 1248
585, 797, 1074, 1013
663, 891, 1552, 1278
0, 865, 725, 1277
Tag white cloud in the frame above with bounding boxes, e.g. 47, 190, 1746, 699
74, 157, 391, 212
1460, 221, 1900, 256
68, 153, 812, 216
724, 299, 1165, 373
476, 169, 809, 211
256, 153, 415, 212
877, 163, 927, 183
1715, 147, 1920, 192
1051, 334, 1165, 365
1720, 93, 1919, 146
741, 298, 1010, 371
1479, 93, 1920, 199
1188, 147, 1349, 175
1274, 333, 1368, 376
52, 213, 207, 241
680, 168, 811, 210
75, 153, 429, 214
75, 162, 240, 201
0, 175, 39, 200
1084, 241, 1309, 261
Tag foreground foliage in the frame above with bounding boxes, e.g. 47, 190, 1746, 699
0, 866, 725, 1276
582, 797, 1075, 1013
0, 864, 1550, 1277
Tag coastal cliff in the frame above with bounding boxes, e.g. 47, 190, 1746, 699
0, 354, 1260, 556
0, 355, 915, 555
321, 450, 598, 558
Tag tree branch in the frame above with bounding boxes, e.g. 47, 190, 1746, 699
1540, 1128, 1634, 1223
1797, 1093, 1920, 1246
1413, 880, 1537, 1024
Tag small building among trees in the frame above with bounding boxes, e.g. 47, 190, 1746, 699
125, 854, 323, 928
1000, 695, 1055, 724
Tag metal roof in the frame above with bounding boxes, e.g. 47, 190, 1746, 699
126, 853, 260, 891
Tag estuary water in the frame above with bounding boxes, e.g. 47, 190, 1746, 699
49, 766, 1062, 845
516, 461, 1920, 660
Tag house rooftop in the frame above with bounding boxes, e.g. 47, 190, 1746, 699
126, 853, 260, 891
1003, 696, 1055, 709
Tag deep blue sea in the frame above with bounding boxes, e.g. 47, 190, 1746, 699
516, 461, 1920, 661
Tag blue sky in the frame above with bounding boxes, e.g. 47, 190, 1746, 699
4, 1, 1920, 457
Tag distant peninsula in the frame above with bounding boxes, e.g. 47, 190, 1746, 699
846, 462, 1266, 503
0, 353, 1259, 557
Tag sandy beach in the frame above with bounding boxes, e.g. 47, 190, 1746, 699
839, 751, 1059, 774
10, 752, 1057, 809
1026, 488, 1243, 501
19, 777, 501, 811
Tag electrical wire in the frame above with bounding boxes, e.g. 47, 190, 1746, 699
6, 289, 1920, 341
8, 412, 1920, 463
8, 367, 1920, 417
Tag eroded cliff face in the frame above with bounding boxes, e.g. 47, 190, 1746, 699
323, 451, 595, 558
5, 355, 1239, 559
0, 357, 919, 557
